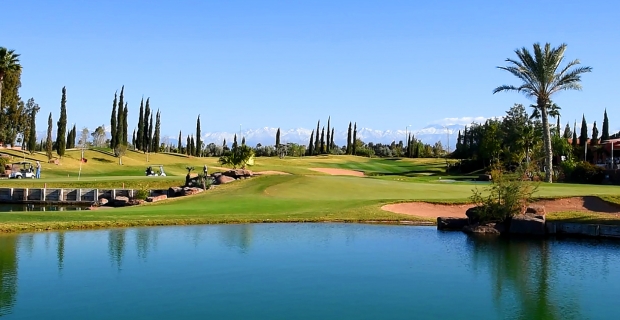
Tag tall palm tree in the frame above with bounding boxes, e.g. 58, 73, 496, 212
494, 43, 591, 182
0, 47, 22, 105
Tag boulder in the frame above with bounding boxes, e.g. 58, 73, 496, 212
98, 198, 109, 206
525, 205, 546, 219
437, 217, 469, 231
168, 187, 184, 197
222, 169, 253, 179
182, 187, 204, 196
113, 196, 130, 207
146, 194, 168, 203
478, 174, 492, 181
465, 206, 484, 224
128, 199, 146, 206
463, 223, 502, 235
212, 172, 222, 178
509, 214, 546, 235
216, 175, 236, 184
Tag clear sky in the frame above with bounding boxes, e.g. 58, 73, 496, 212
3, 0, 619, 138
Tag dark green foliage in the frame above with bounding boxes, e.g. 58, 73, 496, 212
352, 122, 357, 155
591, 121, 599, 145
314, 120, 320, 155
122, 103, 128, 146
580, 115, 588, 147
190, 135, 195, 156
147, 113, 153, 152
56, 86, 68, 157
46, 113, 53, 160
563, 122, 572, 139
232, 134, 238, 150
195, 115, 201, 157
186, 135, 191, 156
572, 122, 577, 148
275, 128, 280, 148
177, 130, 182, 154
115, 87, 124, 149
320, 127, 325, 153
27, 99, 39, 152
132, 129, 136, 148
136, 98, 144, 150
307, 130, 314, 156
330, 128, 335, 150
143, 98, 151, 152
346, 122, 352, 155
110, 92, 117, 149
152, 110, 160, 153
568, 161, 605, 184
326, 117, 331, 153
67, 124, 76, 149
602, 109, 610, 141
135, 189, 149, 200
241, 136, 245, 146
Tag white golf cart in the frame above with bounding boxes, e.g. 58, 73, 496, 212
145, 165, 166, 177
9, 161, 36, 179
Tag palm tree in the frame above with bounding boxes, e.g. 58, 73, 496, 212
0, 48, 22, 105
494, 43, 591, 183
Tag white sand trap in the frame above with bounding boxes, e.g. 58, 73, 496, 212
309, 168, 365, 177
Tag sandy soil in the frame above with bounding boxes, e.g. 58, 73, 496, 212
381, 196, 620, 218
254, 171, 291, 175
309, 168, 365, 177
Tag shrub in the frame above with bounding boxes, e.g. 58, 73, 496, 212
470, 165, 538, 223
568, 161, 605, 184
135, 189, 149, 200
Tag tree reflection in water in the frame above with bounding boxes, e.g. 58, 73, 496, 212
218, 224, 253, 253
468, 236, 580, 320
0, 236, 18, 317
108, 229, 126, 270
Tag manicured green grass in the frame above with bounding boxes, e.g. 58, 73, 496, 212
2, 152, 620, 232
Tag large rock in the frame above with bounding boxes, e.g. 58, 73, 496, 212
463, 223, 503, 235
216, 175, 236, 184
465, 206, 484, 224
478, 174, 492, 181
222, 169, 253, 179
437, 217, 469, 231
113, 196, 130, 207
146, 194, 168, 203
509, 214, 546, 235
525, 205, 546, 219
128, 199, 146, 206
168, 187, 183, 197
182, 187, 204, 196
98, 198, 109, 206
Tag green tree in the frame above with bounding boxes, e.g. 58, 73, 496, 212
0, 47, 21, 108
46, 113, 53, 160
152, 110, 160, 153
0, 67, 21, 145
320, 127, 325, 153
195, 115, 201, 157
314, 120, 320, 155
572, 121, 578, 148
219, 144, 255, 169
132, 129, 136, 149
591, 121, 599, 145
580, 115, 588, 147
67, 124, 76, 149
602, 109, 610, 141
136, 97, 144, 150
275, 127, 280, 149
115, 86, 125, 149
26, 98, 39, 152
307, 130, 314, 156
143, 98, 151, 152
147, 113, 153, 152
122, 103, 128, 146
110, 92, 117, 149
352, 122, 357, 155
563, 122, 572, 139
330, 127, 335, 150
190, 135, 195, 156
232, 134, 238, 150
494, 43, 591, 182
177, 130, 182, 154
326, 117, 331, 153
346, 122, 352, 154
56, 87, 67, 158
186, 135, 191, 156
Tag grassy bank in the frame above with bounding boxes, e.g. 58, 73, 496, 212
2, 153, 620, 233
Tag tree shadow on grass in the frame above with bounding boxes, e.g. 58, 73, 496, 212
92, 157, 113, 163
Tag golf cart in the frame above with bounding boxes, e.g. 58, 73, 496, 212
9, 161, 36, 179
145, 165, 166, 177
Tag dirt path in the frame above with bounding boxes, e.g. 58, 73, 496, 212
381, 196, 620, 218
309, 168, 365, 177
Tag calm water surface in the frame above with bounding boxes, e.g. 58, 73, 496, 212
1, 224, 619, 319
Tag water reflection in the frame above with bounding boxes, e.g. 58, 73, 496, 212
0, 236, 18, 317
135, 228, 158, 260
469, 236, 579, 320
57, 232, 65, 273
217, 224, 253, 253
108, 229, 126, 270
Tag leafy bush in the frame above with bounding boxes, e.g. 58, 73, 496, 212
470, 165, 538, 223
0, 156, 9, 169
135, 189, 149, 200
568, 161, 605, 184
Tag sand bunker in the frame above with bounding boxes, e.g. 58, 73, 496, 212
254, 171, 291, 175
309, 168, 365, 177
381, 196, 620, 218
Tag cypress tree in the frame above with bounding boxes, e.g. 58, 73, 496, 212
326, 117, 331, 153
122, 103, 128, 146
222, 139, 227, 150
241, 136, 246, 146
152, 110, 161, 152
307, 130, 314, 156
572, 121, 578, 148
330, 127, 335, 150
132, 129, 136, 148
67, 124, 76, 149
275, 128, 280, 148
147, 114, 153, 152
232, 134, 238, 150
28, 107, 37, 152
346, 122, 352, 155
178, 130, 182, 154
195, 115, 201, 157
314, 120, 320, 155
186, 135, 191, 156
110, 92, 117, 149
352, 122, 357, 155
563, 122, 572, 139
592, 121, 599, 145
580, 115, 588, 147
137, 97, 144, 150
143, 98, 151, 151
115, 86, 125, 149
46, 113, 53, 160
56, 86, 68, 158
602, 109, 610, 141
556, 116, 561, 136
190, 136, 195, 156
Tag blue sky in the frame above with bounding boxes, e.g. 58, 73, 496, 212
3, 0, 619, 139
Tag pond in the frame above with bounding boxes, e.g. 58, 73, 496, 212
1, 224, 619, 319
